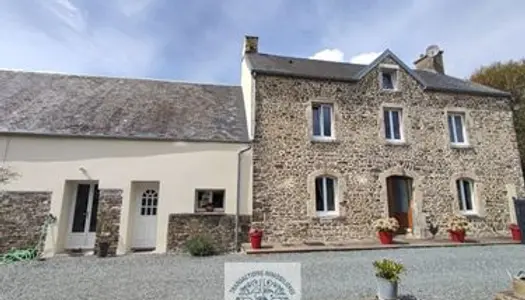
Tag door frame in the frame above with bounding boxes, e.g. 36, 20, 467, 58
131, 182, 159, 250
65, 181, 99, 249
386, 175, 413, 234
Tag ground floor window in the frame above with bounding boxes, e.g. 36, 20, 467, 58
456, 179, 475, 214
195, 189, 225, 212
315, 176, 337, 216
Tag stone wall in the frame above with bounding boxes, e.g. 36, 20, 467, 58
251, 56, 525, 243
167, 214, 251, 253
95, 189, 122, 256
0, 191, 52, 253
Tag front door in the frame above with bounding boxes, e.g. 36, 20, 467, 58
387, 176, 413, 234
131, 186, 158, 249
66, 183, 99, 249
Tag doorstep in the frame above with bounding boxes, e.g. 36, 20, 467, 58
242, 237, 521, 255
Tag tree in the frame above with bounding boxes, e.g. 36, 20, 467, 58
470, 59, 525, 172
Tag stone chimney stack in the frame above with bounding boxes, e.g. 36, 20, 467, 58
243, 36, 259, 55
414, 45, 445, 74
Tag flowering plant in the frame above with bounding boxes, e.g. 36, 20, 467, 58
248, 226, 263, 236
372, 217, 400, 233
446, 215, 471, 232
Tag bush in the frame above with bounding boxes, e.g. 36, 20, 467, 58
184, 235, 216, 257
373, 259, 405, 282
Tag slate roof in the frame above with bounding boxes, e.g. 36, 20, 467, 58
0, 70, 249, 142
245, 52, 510, 97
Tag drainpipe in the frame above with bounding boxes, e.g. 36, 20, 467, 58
235, 145, 252, 252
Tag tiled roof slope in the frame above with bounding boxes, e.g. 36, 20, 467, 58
245, 52, 510, 97
0, 70, 249, 142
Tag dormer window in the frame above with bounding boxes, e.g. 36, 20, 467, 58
380, 67, 398, 90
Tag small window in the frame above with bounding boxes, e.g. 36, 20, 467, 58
456, 179, 475, 214
140, 189, 158, 216
447, 113, 467, 145
383, 108, 403, 141
195, 189, 225, 212
312, 103, 333, 139
315, 176, 337, 216
381, 70, 397, 90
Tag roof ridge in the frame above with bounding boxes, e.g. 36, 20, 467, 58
0, 68, 240, 89
251, 52, 368, 67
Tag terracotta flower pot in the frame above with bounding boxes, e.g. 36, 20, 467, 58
509, 224, 522, 241
377, 231, 394, 244
249, 230, 263, 249
449, 230, 466, 243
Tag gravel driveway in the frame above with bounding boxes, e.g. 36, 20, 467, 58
1, 245, 524, 300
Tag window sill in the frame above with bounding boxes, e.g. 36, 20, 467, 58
194, 211, 226, 215
460, 211, 483, 218
311, 214, 343, 222
450, 143, 473, 150
311, 137, 339, 144
380, 89, 402, 94
384, 140, 409, 147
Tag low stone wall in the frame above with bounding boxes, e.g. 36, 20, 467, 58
95, 189, 123, 256
167, 214, 251, 253
0, 191, 52, 253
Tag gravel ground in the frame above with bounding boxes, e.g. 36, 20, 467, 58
1, 245, 524, 300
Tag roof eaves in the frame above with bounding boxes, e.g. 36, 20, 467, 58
423, 86, 511, 98
251, 69, 359, 83
0, 131, 252, 144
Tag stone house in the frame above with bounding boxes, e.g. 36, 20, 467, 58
241, 37, 524, 243
0, 36, 523, 257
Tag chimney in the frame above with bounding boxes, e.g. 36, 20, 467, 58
243, 36, 258, 55
414, 45, 445, 74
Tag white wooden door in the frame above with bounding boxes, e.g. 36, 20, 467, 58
66, 183, 99, 249
132, 186, 158, 249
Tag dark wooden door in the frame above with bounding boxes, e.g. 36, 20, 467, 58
387, 176, 413, 234
513, 197, 525, 244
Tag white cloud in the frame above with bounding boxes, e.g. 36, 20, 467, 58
309, 49, 345, 62
349, 52, 381, 65
309, 49, 381, 65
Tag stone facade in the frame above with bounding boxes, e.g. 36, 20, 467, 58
0, 191, 52, 253
95, 189, 122, 256
167, 214, 251, 253
251, 56, 525, 243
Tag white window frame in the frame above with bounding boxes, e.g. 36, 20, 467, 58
312, 103, 334, 140
195, 189, 225, 213
383, 107, 403, 142
380, 68, 399, 91
315, 176, 338, 217
447, 113, 468, 146
456, 179, 476, 215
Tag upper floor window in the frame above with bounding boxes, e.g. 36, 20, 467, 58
447, 113, 467, 145
456, 179, 476, 214
383, 108, 403, 141
315, 176, 337, 216
312, 103, 333, 139
380, 69, 398, 90
195, 189, 225, 213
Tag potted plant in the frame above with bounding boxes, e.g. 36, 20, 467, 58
446, 214, 471, 243
373, 258, 405, 300
372, 217, 399, 244
248, 226, 263, 249
509, 223, 522, 241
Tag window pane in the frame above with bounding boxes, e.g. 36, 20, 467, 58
153, 198, 158, 206
322, 105, 332, 136
312, 106, 321, 136
456, 180, 463, 210
142, 198, 146, 206
454, 115, 464, 143
384, 110, 392, 139
462, 181, 472, 210
152, 207, 157, 215
89, 186, 99, 232
315, 178, 324, 211
147, 198, 152, 206
382, 73, 394, 89
392, 110, 401, 140
326, 178, 335, 211
146, 207, 151, 215
213, 191, 225, 209
448, 115, 456, 143
141, 207, 146, 215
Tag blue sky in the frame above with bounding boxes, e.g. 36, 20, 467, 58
1, 0, 524, 85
